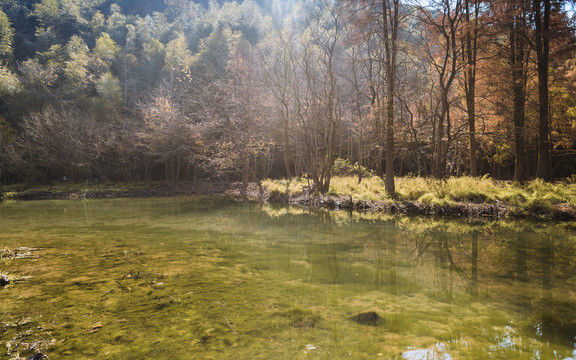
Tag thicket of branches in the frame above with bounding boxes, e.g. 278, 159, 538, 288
0, 0, 575, 192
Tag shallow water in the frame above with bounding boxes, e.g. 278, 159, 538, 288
1, 197, 575, 359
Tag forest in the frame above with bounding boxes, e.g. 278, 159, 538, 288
0, 0, 575, 193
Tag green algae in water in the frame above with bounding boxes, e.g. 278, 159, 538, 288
1, 197, 576, 359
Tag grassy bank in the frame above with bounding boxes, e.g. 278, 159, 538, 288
262, 175, 576, 219
2, 176, 576, 220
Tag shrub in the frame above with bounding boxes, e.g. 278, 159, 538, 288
331, 158, 373, 177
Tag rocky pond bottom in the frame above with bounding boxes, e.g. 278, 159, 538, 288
1, 197, 575, 359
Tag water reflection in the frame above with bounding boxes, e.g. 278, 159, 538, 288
515, 233, 529, 283
1, 198, 575, 359
470, 230, 478, 300
282, 209, 576, 357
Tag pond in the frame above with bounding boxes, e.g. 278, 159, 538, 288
1, 197, 575, 359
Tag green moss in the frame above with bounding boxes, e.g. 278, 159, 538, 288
274, 308, 323, 328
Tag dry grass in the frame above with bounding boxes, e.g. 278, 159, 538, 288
328, 176, 388, 201
261, 177, 309, 196
263, 175, 576, 210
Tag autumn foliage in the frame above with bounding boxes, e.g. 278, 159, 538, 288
0, 0, 574, 189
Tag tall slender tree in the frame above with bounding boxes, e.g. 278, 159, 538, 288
382, 0, 400, 192
534, 0, 552, 180
300, 0, 343, 193
462, 0, 480, 177
347, 0, 401, 191
421, 0, 464, 179
509, 0, 530, 181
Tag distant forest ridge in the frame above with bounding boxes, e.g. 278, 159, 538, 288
5, 0, 293, 60
0, 0, 574, 191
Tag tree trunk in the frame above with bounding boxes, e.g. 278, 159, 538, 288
434, 100, 447, 179
383, 0, 399, 193
510, 14, 527, 182
534, 0, 551, 180
385, 94, 395, 192
375, 102, 384, 177
241, 152, 249, 198
468, 103, 477, 177
283, 119, 292, 179
464, 0, 479, 177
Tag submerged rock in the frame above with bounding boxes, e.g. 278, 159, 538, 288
0, 274, 10, 286
268, 190, 289, 203
26, 354, 47, 360
303, 344, 318, 353
0, 247, 42, 260
350, 310, 383, 327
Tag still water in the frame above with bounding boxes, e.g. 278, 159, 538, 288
1, 197, 575, 359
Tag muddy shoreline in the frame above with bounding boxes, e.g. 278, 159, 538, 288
2, 181, 575, 221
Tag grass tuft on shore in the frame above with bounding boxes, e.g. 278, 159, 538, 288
261, 177, 309, 197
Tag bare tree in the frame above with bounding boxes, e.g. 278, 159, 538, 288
344, 0, 401, 191
262, 27, 298, 179
6, 106, 112, 183
138, 81, 196, 183
420, 0, 465, 178
274, 0, 345, 193
381, 0, 401, 192
462, 0, 480, 177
